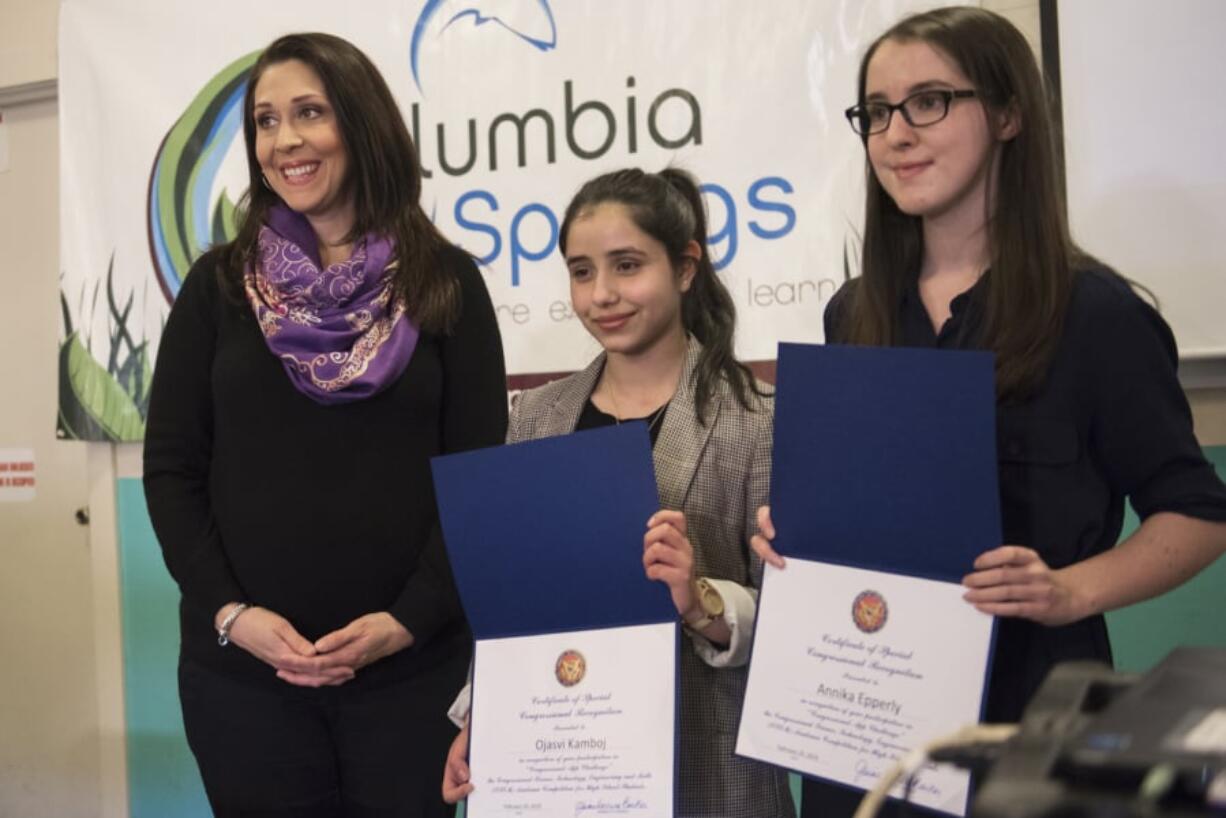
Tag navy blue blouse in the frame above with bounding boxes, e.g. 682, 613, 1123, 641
825, 266, 1226, 721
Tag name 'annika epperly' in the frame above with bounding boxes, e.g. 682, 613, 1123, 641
814, 683, 905, 718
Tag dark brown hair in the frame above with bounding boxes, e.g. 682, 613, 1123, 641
844, 7, 1092, 401
558, 168, 767, 423
222, 32, 458, 332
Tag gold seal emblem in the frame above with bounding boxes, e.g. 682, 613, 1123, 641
555, 649, 586, 687
852, 590, 888, 634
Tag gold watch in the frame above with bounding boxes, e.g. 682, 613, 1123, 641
683, 577, 725, 630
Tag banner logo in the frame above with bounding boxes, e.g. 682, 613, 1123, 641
411, 0, 557, 93
147, 51, 258, 304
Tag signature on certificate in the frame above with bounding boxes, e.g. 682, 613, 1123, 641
853, 759, 945, 798
574, 797, 649, 815
854, 758, 884, 784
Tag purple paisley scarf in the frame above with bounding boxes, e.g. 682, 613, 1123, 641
243, 204, 419, 404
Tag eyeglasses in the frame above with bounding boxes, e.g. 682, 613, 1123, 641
845, 89, 978, 136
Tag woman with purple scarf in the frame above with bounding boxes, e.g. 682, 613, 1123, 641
143, 33, 507, 817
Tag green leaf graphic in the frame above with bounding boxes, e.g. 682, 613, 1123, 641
212, 189, 239, 245
57, 332, 146, 442
115, 341, 154, 418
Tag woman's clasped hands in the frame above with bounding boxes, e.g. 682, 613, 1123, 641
219, 603, 414, 687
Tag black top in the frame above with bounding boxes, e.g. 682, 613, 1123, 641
576, 398, 670, 447
826, 267, 1226, 722
143, 245, 508, 689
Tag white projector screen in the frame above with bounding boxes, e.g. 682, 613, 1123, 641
1058, 0, 1226, 359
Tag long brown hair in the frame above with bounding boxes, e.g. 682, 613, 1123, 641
844, 7, 1091, 401
558, 168, 767, 423
222, 33, 459, 332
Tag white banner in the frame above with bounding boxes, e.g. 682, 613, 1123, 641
59, 0, 953, 440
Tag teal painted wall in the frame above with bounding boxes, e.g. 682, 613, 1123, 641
115, 448, 1226, 816
1106, 446, 1226, 671
116, 479, 211, 818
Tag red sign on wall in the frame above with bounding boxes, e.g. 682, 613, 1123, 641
0, 449, 36, 501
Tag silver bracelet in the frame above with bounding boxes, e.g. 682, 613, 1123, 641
217, 603, 250, 646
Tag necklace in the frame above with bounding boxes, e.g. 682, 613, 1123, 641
645, 402, 669, 434
606, 389, 670, 434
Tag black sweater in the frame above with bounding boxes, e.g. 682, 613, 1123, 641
143, 245, 508, 688
826, 267, 1226, 721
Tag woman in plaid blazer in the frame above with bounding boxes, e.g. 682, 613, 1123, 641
444, 168, 795, 817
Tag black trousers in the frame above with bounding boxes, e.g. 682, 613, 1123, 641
179, 659, 459, 818
801, 778, 880, 818
801, 775, 966, 818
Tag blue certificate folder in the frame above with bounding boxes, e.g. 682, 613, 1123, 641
433, 424, 679, 817
736, 343, 1003, 815
770, 342, 1002, 580
431, 422, 676, 638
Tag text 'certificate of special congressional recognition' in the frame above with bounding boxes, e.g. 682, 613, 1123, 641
737, 344, 1002, 817
433, 424, 679, 818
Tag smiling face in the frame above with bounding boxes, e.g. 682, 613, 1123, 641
864, 38, 1012, 226
565, 203, 696, 359
252, 59, 353, 234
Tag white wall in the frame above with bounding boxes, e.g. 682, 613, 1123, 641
1, 3, 128, 816
1060, 0, 1226, 359
0, 0, 57, 86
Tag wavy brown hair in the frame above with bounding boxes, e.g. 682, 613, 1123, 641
221, 33, 459, 332
558, 168, 767, 424
842, 7, 1093, 402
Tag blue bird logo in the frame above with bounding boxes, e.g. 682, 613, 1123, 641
410, 0, 557, 93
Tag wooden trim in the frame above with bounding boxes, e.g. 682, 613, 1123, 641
0, 79, 57, 108
1039, 0, 1067, 203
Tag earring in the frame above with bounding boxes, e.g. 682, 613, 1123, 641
261, 173, 273, 190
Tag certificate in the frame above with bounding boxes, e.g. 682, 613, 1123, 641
737, 561, 992, 815
433, 424, 679, 818
736, 344, 1002, 817
468, 623, 675, 817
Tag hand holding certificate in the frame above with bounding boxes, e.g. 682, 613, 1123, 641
736, 344, 1001, 817
433, 424, 678, 818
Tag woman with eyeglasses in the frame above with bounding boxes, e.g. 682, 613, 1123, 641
753, 7, 1226, 816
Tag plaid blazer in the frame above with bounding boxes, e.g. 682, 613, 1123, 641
508, 339, 795, 818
